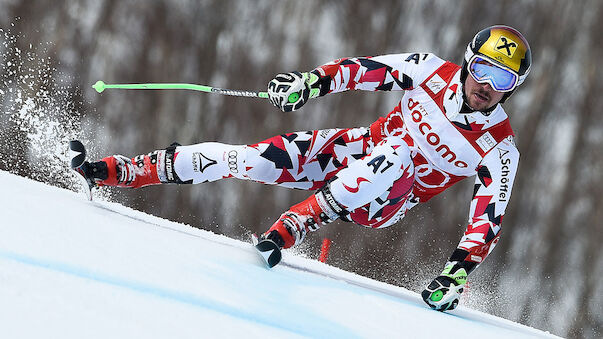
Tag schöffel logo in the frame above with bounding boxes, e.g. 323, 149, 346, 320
193, 152, 217, 173
498, 147, 512, 202
407, 98, 468, 168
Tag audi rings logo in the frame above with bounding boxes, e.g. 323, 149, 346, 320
228, 150, 238, 173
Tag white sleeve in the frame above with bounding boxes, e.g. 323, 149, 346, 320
313, 53, 445, 94
452, 136, 520, 265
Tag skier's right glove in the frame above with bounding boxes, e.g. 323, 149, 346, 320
421, 261, 468, 311
267, 71, 321, 112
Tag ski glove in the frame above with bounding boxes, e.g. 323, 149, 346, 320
421, 262, 468, 311
267, 71, 321, 112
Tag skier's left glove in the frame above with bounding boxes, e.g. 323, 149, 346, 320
267, 71, 322, 112
421, 261, 468, 311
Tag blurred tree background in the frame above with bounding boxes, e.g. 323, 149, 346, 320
0, 1, 601, 338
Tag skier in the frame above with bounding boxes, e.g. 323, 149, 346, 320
74, 25, 531, 311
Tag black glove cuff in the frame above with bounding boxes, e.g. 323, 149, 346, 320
448, 249, 479, 274
310, 70, 332, 97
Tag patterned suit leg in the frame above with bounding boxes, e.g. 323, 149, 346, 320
329, 136, 416, 229
244, 127, 372, 189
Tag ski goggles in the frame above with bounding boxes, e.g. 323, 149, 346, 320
468, 55, 519, 92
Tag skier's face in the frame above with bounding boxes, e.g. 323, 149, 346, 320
464, 75, 505, 111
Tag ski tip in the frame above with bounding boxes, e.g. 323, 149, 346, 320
253, 235, 282, 268
68, 140, 94, 201
69, 140, 87, 169
92, 80, 106, 93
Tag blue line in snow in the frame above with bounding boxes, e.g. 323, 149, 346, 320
0, 249, 361, 338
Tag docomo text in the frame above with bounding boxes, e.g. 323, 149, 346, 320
407, 98, 468, 169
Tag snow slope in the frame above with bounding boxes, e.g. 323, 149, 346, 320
0, 171, 559, 339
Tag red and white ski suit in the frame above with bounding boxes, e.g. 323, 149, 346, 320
107, 53, 519, 269
307, 53, 519, 266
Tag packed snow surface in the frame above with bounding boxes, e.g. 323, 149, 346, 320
0, 171, 559, 338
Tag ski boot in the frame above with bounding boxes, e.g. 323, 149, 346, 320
254, 187, 345, 268
69, 140, 170, 193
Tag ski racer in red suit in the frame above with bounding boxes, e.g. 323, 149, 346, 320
76, 25, 531, 311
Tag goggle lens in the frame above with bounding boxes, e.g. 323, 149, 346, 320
469, 56, 518, 92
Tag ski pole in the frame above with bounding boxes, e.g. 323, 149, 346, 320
92, 80, 269, 99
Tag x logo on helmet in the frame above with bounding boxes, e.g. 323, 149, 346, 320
495, 37, 518, 58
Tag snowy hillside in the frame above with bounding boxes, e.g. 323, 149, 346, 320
0, 171, 559, 339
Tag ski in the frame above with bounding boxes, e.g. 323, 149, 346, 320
68, 140, 94, 201
251, 233, 282, 268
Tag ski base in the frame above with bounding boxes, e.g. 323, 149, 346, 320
251, 234, 282, 268
71, 168, 93, 201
